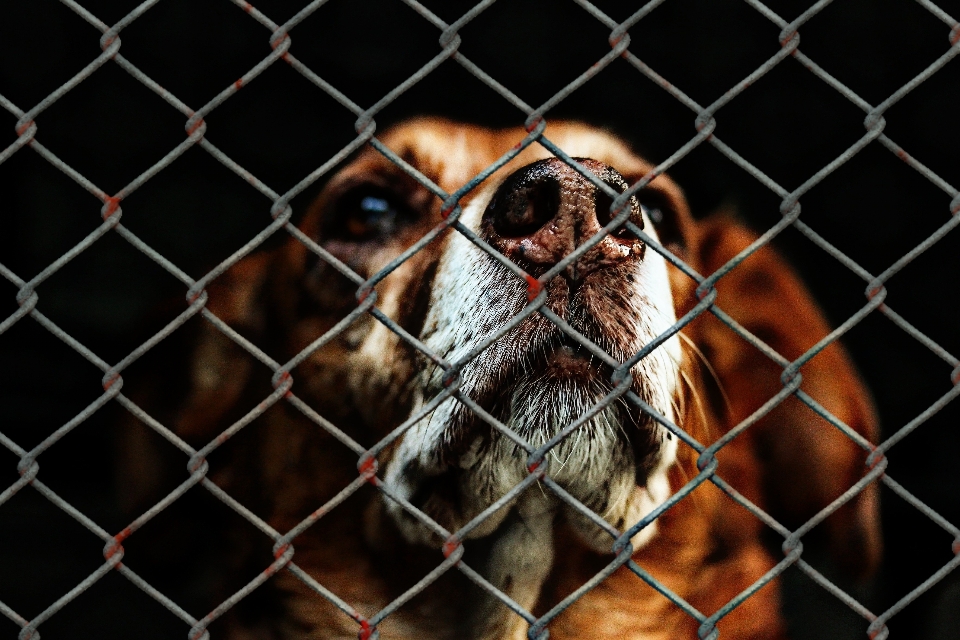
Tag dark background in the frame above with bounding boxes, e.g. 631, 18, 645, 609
1, 0, 959, 638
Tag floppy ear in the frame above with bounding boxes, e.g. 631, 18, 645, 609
115, 250, 280, 511
685, 213, 881, 580
174, 250, 279, 441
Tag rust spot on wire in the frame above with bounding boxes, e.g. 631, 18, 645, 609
271, 32, 290, 50
274, 370, 292, 391
358, 620, 375, 640
442, 535, 461, 558
102, 196, 121, 219
527, 456, 545, 474
525, 275, 542, 301
102, 372, 120, 390
103, 541, 123, 561
358, 454, 378, 482
868, 625, 889, 640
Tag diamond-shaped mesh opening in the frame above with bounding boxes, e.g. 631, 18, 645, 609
17, 410, 124, 529
454, 0, 615, 107
373, 57, 525, 127
30, 569, 190, 640
779, 561, 873, 638
25, 230, 178, 344
877, 480, 959, 628
772, 143, 957, 276
118, 0, 273, 108
0, 0, 100, 107
2, 151, 111, 278
0, 489, 109, 618
281, 0, 450, 107
119, 481, 283, 620
30, 62, 187, 193
205, 62, 362, 193
117, 145, 298, 275
790, 0, 955, 104
194, 403, 367, 521
620, 0, 782, 104
883, 403, 960, 515
850, 311, 958, 431
0, 318, 106, 450
764, 225, 878, 326
710, 58, 873, 188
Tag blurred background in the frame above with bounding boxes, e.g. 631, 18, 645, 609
1, 0, 958, 638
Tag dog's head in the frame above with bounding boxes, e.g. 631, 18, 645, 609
170, 118, 880, 598
284, 119, 701, 552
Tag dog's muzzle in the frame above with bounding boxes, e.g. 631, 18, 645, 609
384, 155, 679, 554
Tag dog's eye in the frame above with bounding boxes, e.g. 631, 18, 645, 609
352, 196, 396, 236
329, 190, 412, 241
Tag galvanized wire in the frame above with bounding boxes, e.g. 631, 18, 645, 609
1, 1, 959, 639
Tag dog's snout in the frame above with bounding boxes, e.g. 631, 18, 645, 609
484, 157, 643, 267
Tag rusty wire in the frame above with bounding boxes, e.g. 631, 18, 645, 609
2, 0, 959, 639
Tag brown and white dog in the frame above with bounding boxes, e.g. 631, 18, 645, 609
120, 119, 880, 640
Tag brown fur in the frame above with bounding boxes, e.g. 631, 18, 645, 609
119, 118, 880, 640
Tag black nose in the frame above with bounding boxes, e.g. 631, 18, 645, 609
483, 157, 643, 267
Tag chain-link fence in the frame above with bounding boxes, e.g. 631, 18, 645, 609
2, 0, 959, 638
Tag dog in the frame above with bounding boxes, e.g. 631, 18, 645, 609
118, 118, 881, 640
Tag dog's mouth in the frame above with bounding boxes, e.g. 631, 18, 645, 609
542, 338, 607, 380
489, 320, 671, 482
432, 303, 654, 453
392, 320, 670, 548
515, 310, 628, 392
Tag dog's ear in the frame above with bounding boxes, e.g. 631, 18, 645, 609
684, 213, 881, 580
115, 250, 281, 512
175, 250, 280, 441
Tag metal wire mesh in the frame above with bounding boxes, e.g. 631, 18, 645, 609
1, 0, 959, 639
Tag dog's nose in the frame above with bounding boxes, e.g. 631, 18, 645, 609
483, 157, 643, 266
